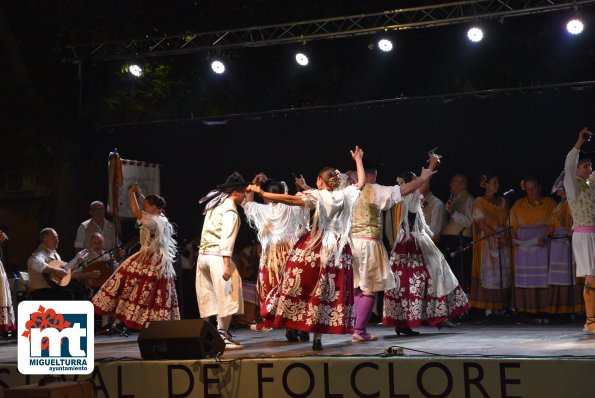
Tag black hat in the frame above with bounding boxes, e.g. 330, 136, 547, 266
216, 172, 249, 190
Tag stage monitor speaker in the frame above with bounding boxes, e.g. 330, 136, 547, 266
138, 319, 225, 360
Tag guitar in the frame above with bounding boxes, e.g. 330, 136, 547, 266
81, 236, 140, 288
44, 249, 89, 288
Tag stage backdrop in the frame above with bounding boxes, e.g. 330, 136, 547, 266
108, 159, 161, 219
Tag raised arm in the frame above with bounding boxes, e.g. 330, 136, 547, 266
351, 146, 365, 190
245, 173, 267, 203
128, 183, 144, 220
294, 174, 312, 192
248, 184, 306, 207
399, 153, 440, 196
565, 128, 593, 200
574, 127, 592, 150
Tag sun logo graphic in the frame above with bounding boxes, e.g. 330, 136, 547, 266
18, 301, 94, 374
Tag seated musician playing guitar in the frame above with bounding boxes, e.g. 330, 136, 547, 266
27, 228, 90, 300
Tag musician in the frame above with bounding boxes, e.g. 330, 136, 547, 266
439, 174, 474, 292
419, 178, 446, 243
85, 233, 114, 265
74, 201, 119, 253
82, 232, 115, 333
27, 228, 89, 300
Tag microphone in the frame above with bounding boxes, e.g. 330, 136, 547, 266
502, 189, 515, 197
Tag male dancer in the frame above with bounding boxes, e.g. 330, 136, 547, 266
196, 172, 248, 349
563, 128, 595, 334
350, 156, 439, 342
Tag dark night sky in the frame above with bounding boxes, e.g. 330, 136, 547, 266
1, 1, 595, 250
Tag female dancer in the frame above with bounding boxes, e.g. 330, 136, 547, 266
249, 146, 365, 350
383, 170, 469, 335
93, 184, 179, 333
243, 175, 310, 341
470, 174, 512, 315
0, 230, 15, 335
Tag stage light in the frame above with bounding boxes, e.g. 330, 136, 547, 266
211, 60, 225, 74
378, 39, 393, 52
128, 64, 143, 77
467, 27, 483, 42
295, 53, 309, 66
566, 18, 584, 35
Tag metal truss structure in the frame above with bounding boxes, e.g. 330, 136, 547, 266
63, 0, 595, 62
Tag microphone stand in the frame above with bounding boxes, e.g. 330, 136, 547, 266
449, 227, 509, 324
478, 226, 514, 325
457, 227, 468, 292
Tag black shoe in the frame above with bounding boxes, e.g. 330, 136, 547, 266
112, 323, 129, 337
297, 331, 310, 342
436, 319, 460, 330
395, 326, 420, 336
312, 338, 323, 351
285, 328, 299, 342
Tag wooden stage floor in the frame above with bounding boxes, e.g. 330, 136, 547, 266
1, 320, 593, 362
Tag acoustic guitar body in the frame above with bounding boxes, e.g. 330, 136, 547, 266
83, 261, 113, 288
46, 260, 72, 287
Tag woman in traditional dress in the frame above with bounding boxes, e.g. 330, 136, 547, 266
249, 146, 364, 351
243, 175, 310, 341
545, 183, 584, 316
382, 171, 469, 335
93, 184, 179, 334
469, 174, 512, 315
563, 127, 595, 334
509, 176, 556, 314
0, 230, 16, 335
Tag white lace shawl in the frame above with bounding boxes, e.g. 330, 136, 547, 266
138, 212, 177, 278
397, 191, 458, 297
301, 185, 360, 267
243, 202, 309, 254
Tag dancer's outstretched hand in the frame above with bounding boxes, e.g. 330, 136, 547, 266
247, 184, 262, 195
350, 146, 364, 161
419, 167, 437, 182
578, 127, 592, 144
428, 153, 441, 170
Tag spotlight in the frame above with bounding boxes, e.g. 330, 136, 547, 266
211, 60, 225, 74
128, 64, 143, 77
378, 39, 393, 52
566, 18, 584, 35
467, 27, 484, 43
295, 53, 309, 66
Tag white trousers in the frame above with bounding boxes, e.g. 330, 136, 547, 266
196, 254, 244, 318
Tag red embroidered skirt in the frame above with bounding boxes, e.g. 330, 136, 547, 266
92, 250, 180, 329
383, 235, 469, 327
262, 232, 355, 334
257, 243, 292, 328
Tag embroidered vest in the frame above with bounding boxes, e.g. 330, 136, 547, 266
199, 199, 239, 253
352, 185, 382, 239
568, 178, 595, 226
